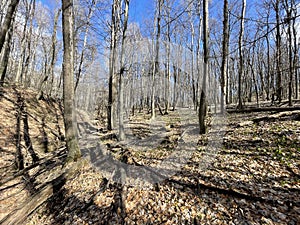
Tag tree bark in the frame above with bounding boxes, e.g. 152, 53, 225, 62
164, 1, 171, 114
151, 0, 163, 120
292, 4, 298, 100
107, 0, 119, 130
220, 0, 229, 114
118, 0, 129, 141
0, 15, 15, 85
23, 0, 36, 87
0, 0, 19, 53
237, 0, 246, 110
62, 0, 81, 162
199, 0, 209, 134
275, 0, 282, 103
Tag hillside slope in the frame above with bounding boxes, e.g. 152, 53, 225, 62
0, 85, 66, 222
0, 85, 299, 225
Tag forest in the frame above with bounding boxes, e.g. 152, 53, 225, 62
0, 0, 299, 224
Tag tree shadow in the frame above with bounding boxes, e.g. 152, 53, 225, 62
12, 87, 39, 170
44, 177, 127, 225
40, 117, 49, 153
165, 168, 300, 224
22, 106, 39, 162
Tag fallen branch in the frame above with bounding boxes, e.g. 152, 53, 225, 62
166, 178, 299, 207
252, 110, 300, 124
0, 179, 56, 225
227, 106, 300, 114
0, 159, 87, 225
0, 148, 66, 187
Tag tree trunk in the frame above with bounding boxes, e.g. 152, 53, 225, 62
199, 0, 209, 134
220, 0, 229, 114
15, 0, 34, 84
283, 0, 296, 106
275, 0, 282, 103
292, 4, 298, 100
287, 5, 293, 106
172, 65, 177, 111
48, 8, 61, 96
165, 3, 171, 114
62, 0, 81, 162
0, 15, 15, 85
118, 0, 129, 141
265, 7, 271, 101
74, 0, 96, 92
0, 0, 19, 53
23, 0, 36, 87
237, 0, 246, 110
151, 0, 163, 120
37, 8, 60, 99
107, 0, 119, 130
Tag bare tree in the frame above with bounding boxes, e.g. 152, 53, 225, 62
0, 0, 19, 53
74, 0, 97, 92
118, 0, 129, 141
37, 7, 61, 99
62, 0, 81, 162
283, 0, 297, 106
220, 0, 229, 113
0, 14, 15, 85
151, 0, 163, 120
107, 0, 120, 130
199, 0, 209, 134
292, 1, 298, 100
237, 0, 246, 109
275, 0, 282, 103
15, 0, 35, 84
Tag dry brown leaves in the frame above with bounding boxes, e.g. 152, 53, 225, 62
0, 86, 299, 224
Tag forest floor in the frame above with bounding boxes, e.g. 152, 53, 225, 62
0, 85, 299, 225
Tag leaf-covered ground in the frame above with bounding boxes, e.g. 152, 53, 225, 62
0, 86, 299, 224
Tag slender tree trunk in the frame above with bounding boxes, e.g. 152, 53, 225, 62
74, 0, 96, 92
249, 54, 259, 107
275, 0, 282, 103
199, 0, 209, 134
286, 4, 293, 106
151, 0, 163, 120
283, 0, 297, 105
265, 9, 271, 100
48, 8, 61, 96
196, 4, 202, 111
37, 8, 61, 99
237, 0, 246, 109
0, 0, 19, 53
165, 3, 171, 114
189, 9, 197, 111
118, 0, 129, 141
172, 65, 177, 111
0, 15, 15, 85
107, 0, 119, 130
292, 5, 298, 99
220, 0, 229, 114
23, 0, 36, 87
62, 0, 81, 162
15, 0, 34, 84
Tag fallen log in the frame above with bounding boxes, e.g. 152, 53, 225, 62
0, 159, 86, 225
227, 106, 300, 114
252, 110, 300, 124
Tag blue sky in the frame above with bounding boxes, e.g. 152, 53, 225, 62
39, 0, 153, 26
129, 0, 153, 24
